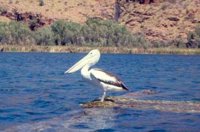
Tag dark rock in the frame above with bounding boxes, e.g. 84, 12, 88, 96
81, 96, 200, 113
0, 9, 53, 30
168, 17, 180, 21
186, 40, 199, 48
0, 48, 4, 52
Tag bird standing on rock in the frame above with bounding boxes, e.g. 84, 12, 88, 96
65, 49, 129, 102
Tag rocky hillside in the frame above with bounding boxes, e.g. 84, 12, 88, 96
0, 0, 114, 22
118, 0, 200, 42
0, 0, 200, 43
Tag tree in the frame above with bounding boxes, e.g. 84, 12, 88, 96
39, 0, 45, 6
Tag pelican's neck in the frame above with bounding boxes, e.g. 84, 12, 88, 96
81, 65, 91, 80
80, 57, 99, 80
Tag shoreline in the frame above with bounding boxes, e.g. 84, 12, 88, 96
0, 45, 200, 55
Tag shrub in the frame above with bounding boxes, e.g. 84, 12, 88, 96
172, 38, 186, 48
186, 25, 200, 48
39, 0, 45, 6
0, 22, 9, 44
83, 18, 124, 46
0, 19, 149, 47
34, 26, 54, 45
9, 0, 13, 4
0, 6, 7, 14
81, 18, 148, 47
128, 33, 149, 48
0, 21, 34, 45
8, 21, 34, 44
51, 20, 82, 45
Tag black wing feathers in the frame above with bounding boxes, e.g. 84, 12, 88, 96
96, 78, 128, 91
91, 68, 129, 91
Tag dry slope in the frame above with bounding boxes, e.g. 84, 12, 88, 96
0, 0, 200, 43
118, 0, 200, 42
0, 0, 114, 23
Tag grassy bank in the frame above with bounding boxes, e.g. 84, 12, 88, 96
1, 45, 200, 55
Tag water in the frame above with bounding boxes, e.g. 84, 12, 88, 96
0, 52, 200, 131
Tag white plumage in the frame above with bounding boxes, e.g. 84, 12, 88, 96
65, 49, 128, 102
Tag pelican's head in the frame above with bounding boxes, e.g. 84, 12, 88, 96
65, 49, 100, 74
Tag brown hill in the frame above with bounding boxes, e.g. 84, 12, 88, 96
0, 0, 200, 43
118, 0, 200, 42
0, 0, 114, 22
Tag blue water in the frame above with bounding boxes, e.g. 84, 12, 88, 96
0, 52, 200, 131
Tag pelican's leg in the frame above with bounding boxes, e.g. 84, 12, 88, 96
100, 91, 106, 102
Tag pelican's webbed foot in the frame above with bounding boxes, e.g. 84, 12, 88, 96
104, 97, 115, 102
92, 96, 115, 103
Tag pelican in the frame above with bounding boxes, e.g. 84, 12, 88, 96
65, 49, 128, 102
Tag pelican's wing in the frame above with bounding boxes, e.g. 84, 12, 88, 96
90, 68, 128, 91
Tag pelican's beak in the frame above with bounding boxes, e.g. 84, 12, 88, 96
65, 54, 90, 74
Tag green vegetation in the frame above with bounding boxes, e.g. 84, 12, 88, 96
0, 18, 199, 50
82, 18, 133, 46
50, 18, 148, 47
0, 21, 34, 45
151, 39, 186, 48
187, 25, 200, 48
39, 0, 45, 6
34, 26, 54, 45
0, 6, 7, 14
51, 20, 82, 45
0, 18, 148, 48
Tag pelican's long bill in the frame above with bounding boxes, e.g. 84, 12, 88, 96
65, 54, 90, 74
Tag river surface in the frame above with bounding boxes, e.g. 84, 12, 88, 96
0, 52, 200, 132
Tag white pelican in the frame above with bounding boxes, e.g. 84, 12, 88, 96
65, 49, 128, 102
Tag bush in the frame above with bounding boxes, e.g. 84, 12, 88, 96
129, 33, 149, 48
0, 19, 149, 47
82, 18, 128, 46
39, 0, 45, 6
50, 18, 148, 47
81, 18, 148, 47
0, 6, 7, 14
186, 25, 200, 48
172, 38, 186, 48
0, 21, 34, 45
0, 22, 9, 44
8, 21, 34, 44
34, 26, 54, 45
51, 20, 82, 45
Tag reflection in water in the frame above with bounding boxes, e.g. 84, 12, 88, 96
77, 108, 116, 130
5, 108, 117, 132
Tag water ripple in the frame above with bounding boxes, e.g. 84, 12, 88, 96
0, 53, 200, 131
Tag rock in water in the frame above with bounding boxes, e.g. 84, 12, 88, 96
81, 96, 200, 113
